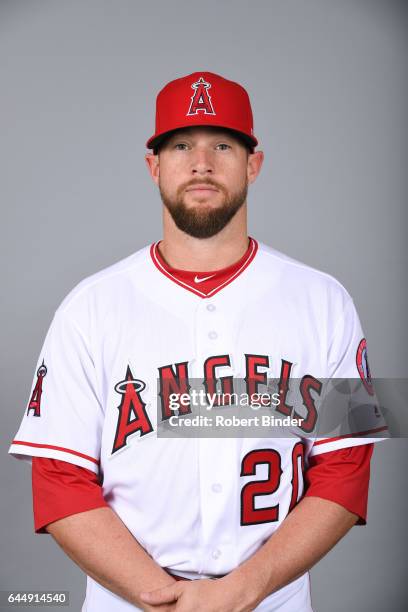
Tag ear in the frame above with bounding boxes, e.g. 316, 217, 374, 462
145, 153, 160, 185
247, 150, 264, 185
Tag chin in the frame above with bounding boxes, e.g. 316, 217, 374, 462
184, 196, 224, 208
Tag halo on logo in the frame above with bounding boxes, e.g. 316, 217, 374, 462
356, 338, 374, 396
115, 379, 146, 394
37, 360, 47, 378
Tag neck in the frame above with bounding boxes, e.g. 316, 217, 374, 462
159, 205, 249, 272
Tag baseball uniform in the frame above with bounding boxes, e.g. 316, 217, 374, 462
9, 237, 388, 611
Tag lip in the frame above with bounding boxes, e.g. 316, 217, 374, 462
185, 184, 219, 192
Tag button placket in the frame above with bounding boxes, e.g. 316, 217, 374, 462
195, 301, 225, 355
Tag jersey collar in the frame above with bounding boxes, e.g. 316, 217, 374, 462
150, 237, 258, 298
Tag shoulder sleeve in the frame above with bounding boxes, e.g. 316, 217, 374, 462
9, 308, 104, 474
310, 298, 389, 456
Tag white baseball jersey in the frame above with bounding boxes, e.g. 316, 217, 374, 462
9, 239, 387, 611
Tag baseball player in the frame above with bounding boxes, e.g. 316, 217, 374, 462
9, 72, 388, 611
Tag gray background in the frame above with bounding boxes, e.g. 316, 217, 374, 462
1, 0, 407, 610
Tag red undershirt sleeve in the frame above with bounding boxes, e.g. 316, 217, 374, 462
303, 443, 374, 525
32, 457, 108, 534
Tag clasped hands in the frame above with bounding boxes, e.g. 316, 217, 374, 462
140, 574, 261, 612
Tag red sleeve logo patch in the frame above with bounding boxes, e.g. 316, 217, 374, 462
356, 338, 374, 396
27, 360, 47, 417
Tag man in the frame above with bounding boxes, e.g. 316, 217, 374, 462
9, 72, 387, 611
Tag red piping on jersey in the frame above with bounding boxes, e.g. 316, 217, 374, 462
313, 426, 388, 446
11, 440, 100, 465
150, 237, 258, 298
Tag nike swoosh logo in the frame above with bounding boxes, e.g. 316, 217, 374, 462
194, 274, 216, 284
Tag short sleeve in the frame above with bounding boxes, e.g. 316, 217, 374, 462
9, 309, 104, 474
310, 298, 389, 456
328, 298, 372, 379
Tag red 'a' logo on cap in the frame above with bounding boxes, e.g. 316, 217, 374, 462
187, 77, 215, 116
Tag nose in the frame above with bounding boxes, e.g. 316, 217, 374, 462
191, 148, 214, 175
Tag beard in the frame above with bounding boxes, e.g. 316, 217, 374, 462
159, 178, 248, 239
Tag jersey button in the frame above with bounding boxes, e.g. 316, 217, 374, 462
211, 483, 222, 493
211, 548, 222, 559
208, 331, 218, 340
206, 303, 216, 312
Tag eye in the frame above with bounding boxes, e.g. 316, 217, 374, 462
216, 143, 231, 151
174, 143, 189, 150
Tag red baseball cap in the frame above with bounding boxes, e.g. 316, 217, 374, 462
146, 71, 258, 152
